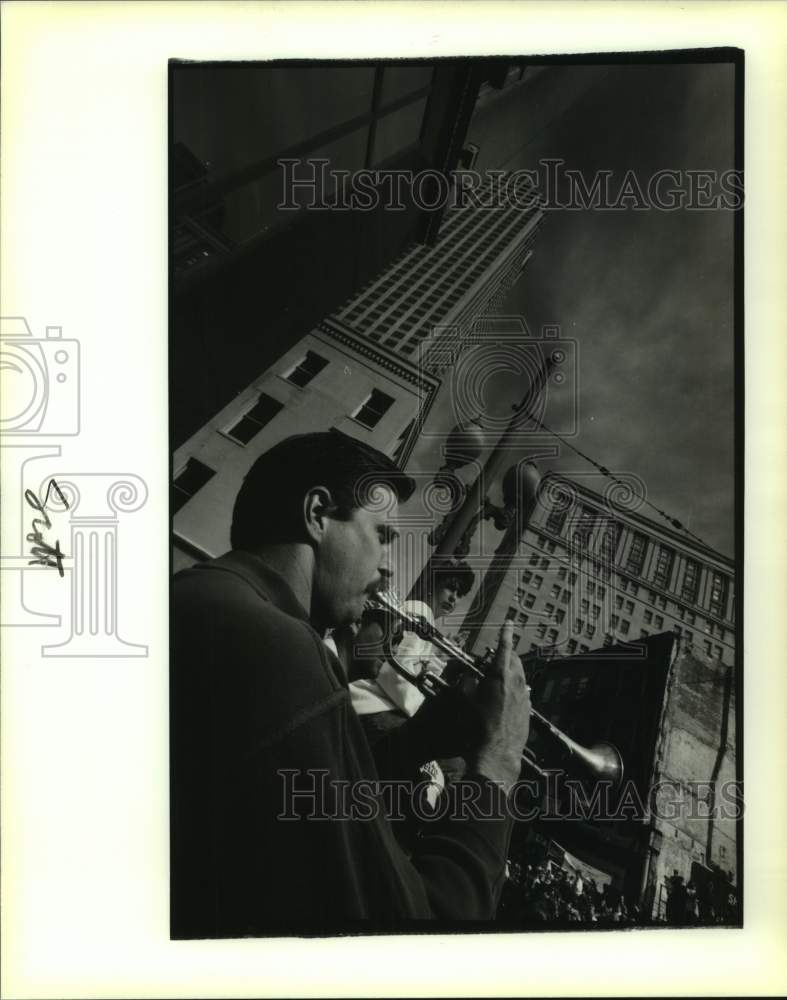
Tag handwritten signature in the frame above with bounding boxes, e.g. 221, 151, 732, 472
25, 479, 69, 577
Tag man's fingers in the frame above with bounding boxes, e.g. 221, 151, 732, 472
486, 619, 514, 678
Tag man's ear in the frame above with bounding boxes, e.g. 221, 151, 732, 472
304, 487, 334, 545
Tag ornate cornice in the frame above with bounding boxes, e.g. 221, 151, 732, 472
318, 318, 439, 395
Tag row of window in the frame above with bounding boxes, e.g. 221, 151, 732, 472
223, 352, 396, 446
173, 350, 398, 512
522, 538, 733, 652
540, 500, 731, 619
352, 206, 520, 336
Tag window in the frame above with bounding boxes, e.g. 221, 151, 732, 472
557, 567, 567, 580
644, 610, 653, 625
655, 615, 664, 630
573, 505, 596, 548
550, 584, 561, 599
685, 631, 694, 646
545, 494, 570, 535
580, 598, 589, 614
226, 393, 283, 444
517, 612, 529, 626
709, 572, 729, 618
615, 595, 623, 610
529, 644, 539, 653
658, 595, 667, 610
603, 633, 614, 647
653, 545, 675, 589
172, 458, 216, 514
533, 575, 543, 589
600, 522, 622, 566
579, 644, 590, 654
598, 586, 606, 599
547, 628, 559, 645
547, 540, 557, 554
544, 603, 555, 618
715, 645, 723, 660
640, 629, 649, 639
704, 640, 713, 656
620, 619, 630, 635
555, 609, 565, 624
285, 350, 329, 387
648, 590, 657, 603
540, 558, 549, 570
687, 612, 696, 626
511, 634, 521, 649
506, 606, 518, 620
611, 615, 619, 629
585, 623, 595, 639
567, 639, 577, 655
569, 572, 577, 586
626, 532, 648, 575
522, 570, 533, 584
587, 581, 596, 595
529, 552, 540, 566
591, 604, 601, 620
574, 618, 584, 633
625, 600, 634, 615
524, 593, 536, 609
561, 590, 571, 604
682, 559, 700, 604
536, 535, 546, 549
630, 585, 639, 597
619, 578, 628, 593
353, 388, 395, 428
536, 624, 547, 640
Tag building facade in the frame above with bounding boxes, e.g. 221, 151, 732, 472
173, 174, 543, 569
465, 471, 735, 672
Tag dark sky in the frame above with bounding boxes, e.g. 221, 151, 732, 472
409, 62, 737, 558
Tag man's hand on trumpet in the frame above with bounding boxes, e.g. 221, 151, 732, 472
469, 620, 531, 794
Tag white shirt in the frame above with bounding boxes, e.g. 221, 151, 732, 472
349, 601, 443, 717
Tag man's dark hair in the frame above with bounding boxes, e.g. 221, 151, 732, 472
230, 429, 415, 551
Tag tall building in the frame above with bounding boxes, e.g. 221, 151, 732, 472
329, 173, 541, 374
465, 471, 735, 671
172, 174, 543, 569
171, 60, 515, 447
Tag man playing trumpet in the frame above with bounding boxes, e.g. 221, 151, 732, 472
171, 430, 530, 936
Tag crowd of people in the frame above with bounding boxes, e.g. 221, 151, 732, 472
664, 870, 737, 926
497, 860, 738, 927
497, 860, 643, 927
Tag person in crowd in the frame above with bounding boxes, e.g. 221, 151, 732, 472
170, 430, 530, 936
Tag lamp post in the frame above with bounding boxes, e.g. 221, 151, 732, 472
410, 352, 557, 608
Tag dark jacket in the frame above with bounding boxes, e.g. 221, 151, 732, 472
171, 550, 512, 936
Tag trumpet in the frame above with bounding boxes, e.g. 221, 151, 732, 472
365, 590, 624, 787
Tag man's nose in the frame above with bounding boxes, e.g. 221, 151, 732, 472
378, 552, 394, 583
